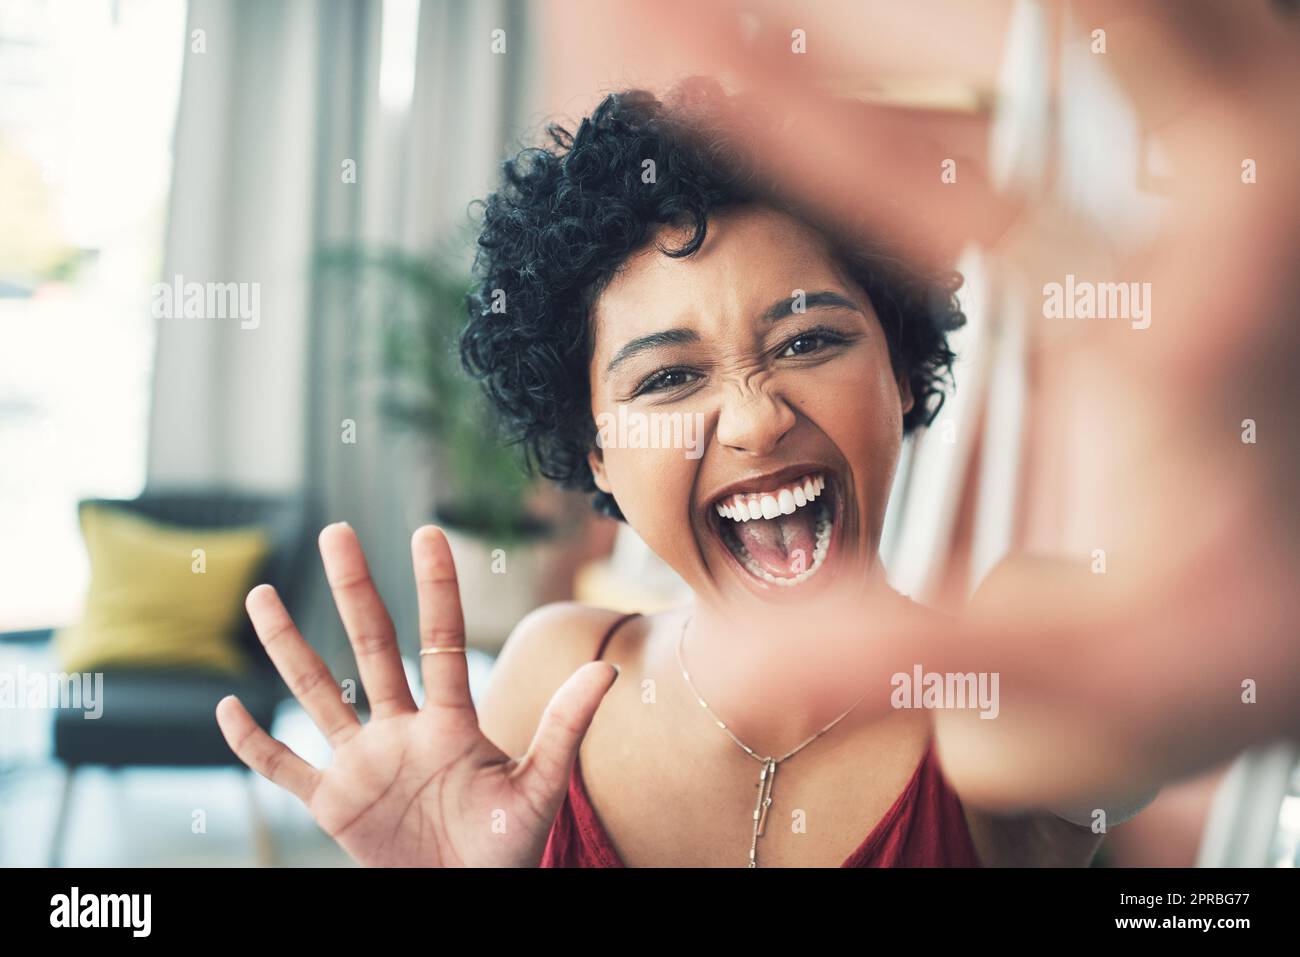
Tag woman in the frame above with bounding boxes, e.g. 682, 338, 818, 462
215, 79, 1138, 866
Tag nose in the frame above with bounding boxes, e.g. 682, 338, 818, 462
715, 381, 797, 456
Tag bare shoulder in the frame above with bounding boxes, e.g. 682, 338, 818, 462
477, 602, 629, 757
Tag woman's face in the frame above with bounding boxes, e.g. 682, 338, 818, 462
586, 205, 912, 609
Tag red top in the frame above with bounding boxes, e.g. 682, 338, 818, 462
539, 612, 983, 867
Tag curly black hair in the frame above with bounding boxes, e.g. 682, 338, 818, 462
461, 77, 965, 522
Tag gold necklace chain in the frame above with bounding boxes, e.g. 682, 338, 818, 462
675, 614, 866, 867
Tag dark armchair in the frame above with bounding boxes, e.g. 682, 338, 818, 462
46, 489, 311, 866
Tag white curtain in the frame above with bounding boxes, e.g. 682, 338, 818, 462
146, 0, 540, 675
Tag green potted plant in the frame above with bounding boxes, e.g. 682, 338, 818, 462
316, 244, 559, 650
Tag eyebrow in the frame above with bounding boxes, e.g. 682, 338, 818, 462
604, 290, 862, 374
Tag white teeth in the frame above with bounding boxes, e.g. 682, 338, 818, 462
713, 472, 831, 524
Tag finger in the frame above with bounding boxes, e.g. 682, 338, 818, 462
216, 694, 321, 805
1079, 0, 1290, 109
514, 661, 620, 808
246, 583, 361, 746
620, 0, 1019, 261
411, 525, 475, 713
318, 522, 417, 718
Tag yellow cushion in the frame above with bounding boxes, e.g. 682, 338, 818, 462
55, 504, 273, 676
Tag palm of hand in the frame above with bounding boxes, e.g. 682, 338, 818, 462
215, 523, 617, 868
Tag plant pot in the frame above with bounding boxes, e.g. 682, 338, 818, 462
434, 504, 556, 656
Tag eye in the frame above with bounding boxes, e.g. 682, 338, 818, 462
635, 367, 700, 396
779, 330, 846, 358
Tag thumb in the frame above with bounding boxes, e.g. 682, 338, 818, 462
517, 660, 620, 808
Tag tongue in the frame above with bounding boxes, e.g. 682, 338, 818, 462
734, 507, 818, 578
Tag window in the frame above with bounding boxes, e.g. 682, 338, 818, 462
0, 0, 186, 629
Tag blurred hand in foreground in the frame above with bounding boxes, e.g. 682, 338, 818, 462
615, 0, 1300, 805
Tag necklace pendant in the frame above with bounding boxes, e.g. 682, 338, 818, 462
755, 759, 776, 837
677, 617, 865, 870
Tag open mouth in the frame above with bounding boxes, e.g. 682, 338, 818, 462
708, 470, 837, 588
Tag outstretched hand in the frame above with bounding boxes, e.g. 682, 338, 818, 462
216, 523, 618, 867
